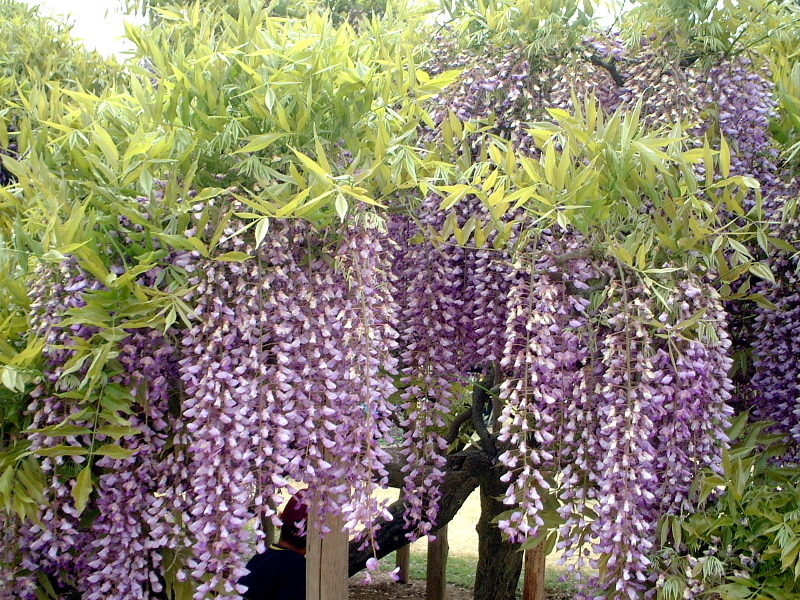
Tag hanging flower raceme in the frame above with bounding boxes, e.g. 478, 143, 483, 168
496, 237, 598, 545
16, 261, 103, 598
750, 241, 800, 462
82, 325, 181, 600
179, 237, 272, 599
10, 257, 194, 600
488, 232, 735, 599
0, 515, 37, 600
392, 194, 475, 540
330, 225, 399, 544
173, 216, 403, 595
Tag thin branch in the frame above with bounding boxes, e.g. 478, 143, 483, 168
548, 247, 593, 265
348, 449, 490, 576
444, 407, 473, 444
472, 374, 497, 460
588, 52, 626, 87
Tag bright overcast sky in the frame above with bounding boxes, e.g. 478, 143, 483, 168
20, 0, 145, 58
19, 0, 619, 59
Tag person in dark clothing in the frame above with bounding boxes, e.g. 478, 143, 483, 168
240, 492, 308, 600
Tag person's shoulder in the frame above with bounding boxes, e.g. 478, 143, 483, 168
240, 546, 305, 594
274, 547, 305, 570
248, 546, 305, 572
245, 547, 275, 570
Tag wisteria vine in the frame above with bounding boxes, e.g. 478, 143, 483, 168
2, 22, 799, 600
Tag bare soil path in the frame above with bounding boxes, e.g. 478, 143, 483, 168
348, 574, 474, 600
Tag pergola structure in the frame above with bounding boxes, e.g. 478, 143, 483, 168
303, 502, 547, 600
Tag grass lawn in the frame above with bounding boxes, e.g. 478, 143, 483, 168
377, 550, 580, 597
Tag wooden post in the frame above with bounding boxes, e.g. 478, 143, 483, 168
425, 525, 448, 600
522, 542, 546, 600
306, 502, 348, 600
395, 544, 410, 583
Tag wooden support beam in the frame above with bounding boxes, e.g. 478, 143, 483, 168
522, 543, 546, 600
425, 525, 448, 600
306, 503, 348, 600
395, 544, 410, 584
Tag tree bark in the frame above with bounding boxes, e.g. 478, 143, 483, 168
473, 473, 523, 600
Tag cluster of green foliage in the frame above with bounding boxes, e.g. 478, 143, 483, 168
438, 0, 594, 53
431, 98, 776, 303
653, 415, 800, 600
0, 0, 124, 138
4, 0, 456, 270
0, 0, 123, 461
621, 0, 800, 159
619, 0, 800, 58
124, 0, 393, 22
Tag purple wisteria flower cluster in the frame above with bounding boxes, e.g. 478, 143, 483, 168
429, 33, 779, 178
392, 196, 468, 540
3, 28, 798, 600
390, 194, 736, 599
6, 262, 189, 600
176, 219, 401, 596
749, 232, 800, 462
2, 216, 403, 598
411, 33, 775, 598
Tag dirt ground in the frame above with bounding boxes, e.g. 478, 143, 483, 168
346, 570, 576, 600
348, 572, 474, 600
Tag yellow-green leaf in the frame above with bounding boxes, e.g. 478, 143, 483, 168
72, 465, 93, 516
233, 133, 286, 154
720, 136, 730, 178
95, 444, 135, 459
93, 125, 119, 167
96, 425, 139, 440
255, 218, 270, 248
291, 147, 330, 181
215, 252, 252, 262
30, 425, 92, 437
34, 445, 90, 458
749, 262, 775, 284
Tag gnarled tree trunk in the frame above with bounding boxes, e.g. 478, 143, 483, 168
348, 449, 527, 600
473, 472, 523, 600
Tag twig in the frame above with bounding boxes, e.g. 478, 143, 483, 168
444, 408, 473, 444
588, 52, 626, 87
548, 247, 593, 265
471, 374, 497, 460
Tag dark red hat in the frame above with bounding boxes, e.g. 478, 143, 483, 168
282, 491, 308, 527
